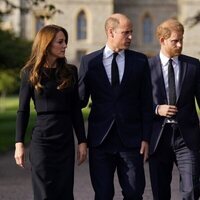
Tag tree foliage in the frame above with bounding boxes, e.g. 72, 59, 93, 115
0, 29, 32, 69
0, 69, 20, 111
0, 0, 62, 19
0, 29, 30, 97
185, 12, 200, 28
0, 69, 19, 94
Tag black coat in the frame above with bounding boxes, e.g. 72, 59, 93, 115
79, 48, 153, 148
149, 54, 200, 154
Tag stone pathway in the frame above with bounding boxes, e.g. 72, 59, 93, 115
0, 148, 181, 200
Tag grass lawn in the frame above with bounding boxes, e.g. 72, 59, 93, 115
0, 96, 90, 153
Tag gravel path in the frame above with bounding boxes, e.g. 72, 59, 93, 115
0, 147, 181, 200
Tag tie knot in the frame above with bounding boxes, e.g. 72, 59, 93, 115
168, 58, 173, 65
113, 52, 118, 59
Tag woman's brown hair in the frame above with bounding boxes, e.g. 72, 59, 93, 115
22, 24, 74, 92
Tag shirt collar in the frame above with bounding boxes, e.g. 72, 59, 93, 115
159, 51, 179, 67
103, 44, 125, 59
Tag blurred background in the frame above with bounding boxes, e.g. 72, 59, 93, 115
0, 0, 199, 199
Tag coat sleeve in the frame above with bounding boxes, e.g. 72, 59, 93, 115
15, 69, 32, 143
71, 66, 87, 144
78, 56, 90, 108
195, 59, 200, 109
141, 56, 153, 142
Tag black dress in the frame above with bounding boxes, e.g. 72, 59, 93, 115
16, 65, 86, 200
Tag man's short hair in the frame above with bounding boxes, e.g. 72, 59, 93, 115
156, 18, 184, 40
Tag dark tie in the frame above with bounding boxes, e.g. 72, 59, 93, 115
111, 52, 120, 87
168, 59, 176, 105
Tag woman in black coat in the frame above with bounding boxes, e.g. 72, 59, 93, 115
14, 24, 87, 200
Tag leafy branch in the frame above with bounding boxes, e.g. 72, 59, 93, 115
0, 0, 62, 19
185, 11, 200, 28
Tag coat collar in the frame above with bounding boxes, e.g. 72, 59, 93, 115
95, 48, 131, 90
154, 54, 188, 104
155, 55, 168, 104
177, 55, 188, 102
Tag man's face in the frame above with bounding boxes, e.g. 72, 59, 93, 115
161, 31, 183, 57
111, 20, 133, 51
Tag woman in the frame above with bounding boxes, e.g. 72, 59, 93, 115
14, 24, 87, 200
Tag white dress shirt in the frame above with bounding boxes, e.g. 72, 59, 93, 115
103, 45, 125, 83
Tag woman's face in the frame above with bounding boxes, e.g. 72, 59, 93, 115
48, 31, 67, 61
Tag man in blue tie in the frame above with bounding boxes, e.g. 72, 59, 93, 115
148, 18, 200, 200
79, 13, 153, 200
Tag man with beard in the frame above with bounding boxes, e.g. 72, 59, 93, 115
148, 18, 200, 200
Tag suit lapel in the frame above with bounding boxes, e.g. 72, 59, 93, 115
154, 55, 168, 104
119, 50, 131, 89
177, 55, 187, 102
95, 49, 112, 88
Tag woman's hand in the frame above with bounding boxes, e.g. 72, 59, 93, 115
77, 142, 87, 166
14, 142, 25, 168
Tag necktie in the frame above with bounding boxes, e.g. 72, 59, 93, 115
111, 52, 119, 87
168, 59, 176, 105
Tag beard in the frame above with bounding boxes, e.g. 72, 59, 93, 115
171, 47, 182, 56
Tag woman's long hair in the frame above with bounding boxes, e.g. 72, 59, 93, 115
22, 24, 74, 92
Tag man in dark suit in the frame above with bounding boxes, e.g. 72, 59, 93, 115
148, 18, 200, 200
78, 13, 153, 200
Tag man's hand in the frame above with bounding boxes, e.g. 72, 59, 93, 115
157, 104, 178, 118
140, 141, 149, 162
77, 143, 87, 166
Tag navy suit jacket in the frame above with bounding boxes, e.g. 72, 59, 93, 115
149, 54, 200, 154
79, 48, 153, 148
